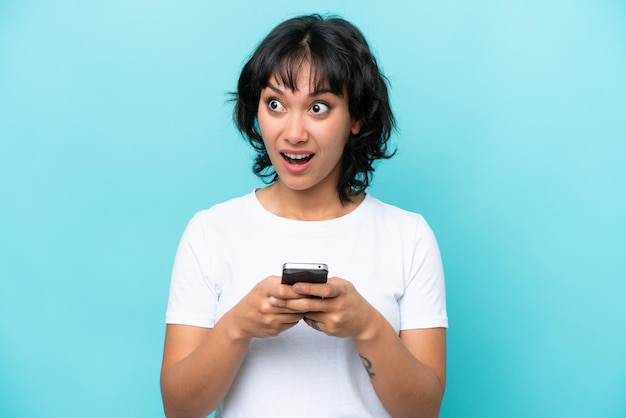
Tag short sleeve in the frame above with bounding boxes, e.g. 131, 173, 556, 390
165, 213, 218, 328
399, 216, 448, 330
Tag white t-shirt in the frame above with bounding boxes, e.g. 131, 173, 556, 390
166, 191, 447, 418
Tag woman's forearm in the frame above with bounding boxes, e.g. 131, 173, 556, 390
353, 313, 444, 418
160, 315, 251, 418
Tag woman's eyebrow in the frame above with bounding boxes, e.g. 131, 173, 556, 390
265, 83, 284, 95
309, 88, 334, 97
265, 83, 336, 98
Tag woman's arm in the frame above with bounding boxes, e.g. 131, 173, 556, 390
160, 277, 305, 418
354, 317, 446, 418
279, 278, 446, 418
160, 321, 248, 418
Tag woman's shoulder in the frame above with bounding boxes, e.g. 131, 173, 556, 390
187, 191, 256, 227
365, 196, 439, 249
365, 195, 426, 224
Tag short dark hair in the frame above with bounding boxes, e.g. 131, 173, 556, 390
234, 14, 395, 203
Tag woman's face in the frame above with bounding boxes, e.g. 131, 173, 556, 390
257, 66, 361, 196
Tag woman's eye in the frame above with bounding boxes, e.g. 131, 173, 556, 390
310, 102, 329, 115
268, 99, 284, 112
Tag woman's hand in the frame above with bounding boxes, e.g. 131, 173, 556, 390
271, 277, 446, 418
226, 276, 308, 341
161, 277, 311, 418
269, 277, 376, 341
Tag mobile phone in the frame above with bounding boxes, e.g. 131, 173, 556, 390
281, 262, 328, 285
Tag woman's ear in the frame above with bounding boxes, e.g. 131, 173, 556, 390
351, 120, 361, 135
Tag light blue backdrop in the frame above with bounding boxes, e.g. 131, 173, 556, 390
1, 1, 624, 417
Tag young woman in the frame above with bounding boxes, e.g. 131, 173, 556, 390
160, 14, 447, 418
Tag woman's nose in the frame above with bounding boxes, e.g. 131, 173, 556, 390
284, 113, 308, 144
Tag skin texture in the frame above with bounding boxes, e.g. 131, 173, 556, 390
160, 66, 446, 418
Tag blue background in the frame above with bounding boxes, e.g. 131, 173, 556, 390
1, 1, 624, 417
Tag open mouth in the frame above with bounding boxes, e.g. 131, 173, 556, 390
281, 152, 314, 165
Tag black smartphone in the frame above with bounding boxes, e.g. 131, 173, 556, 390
281, 262, 328, 285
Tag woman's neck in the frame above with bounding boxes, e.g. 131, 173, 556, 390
255, 182, 365, 221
